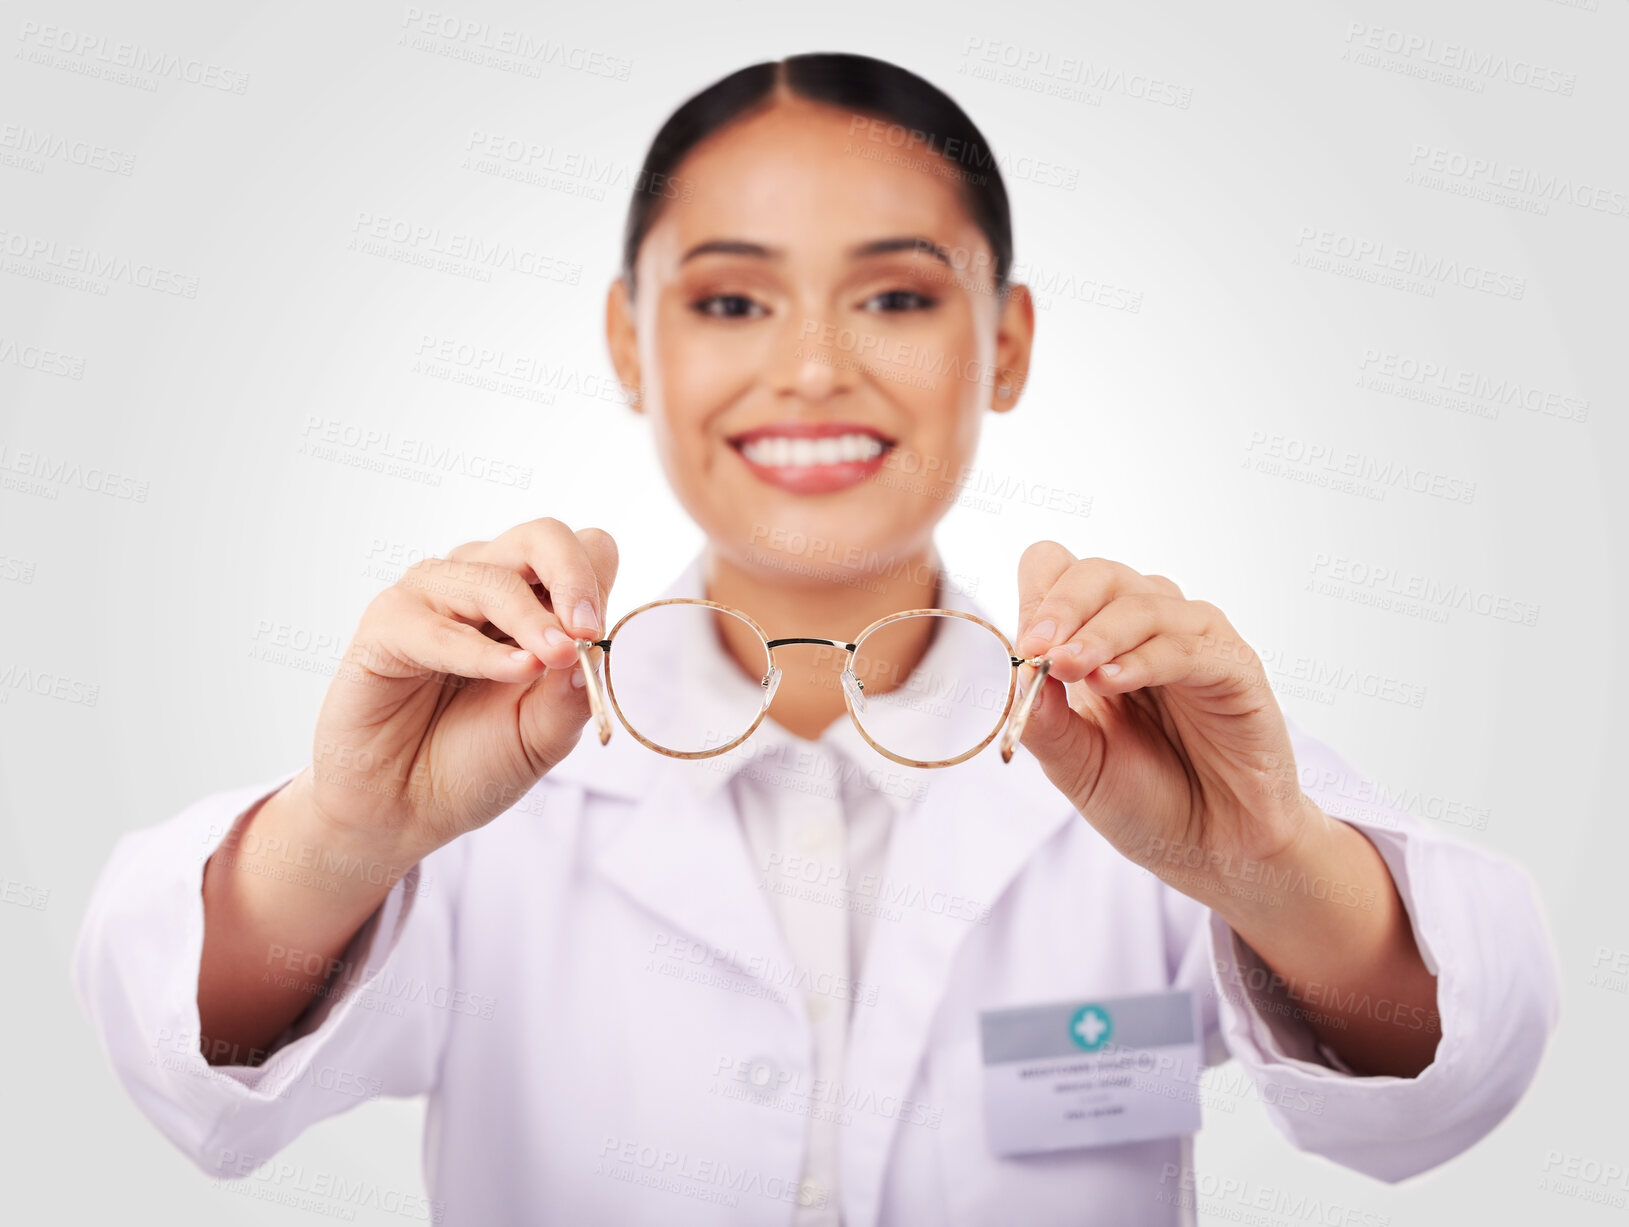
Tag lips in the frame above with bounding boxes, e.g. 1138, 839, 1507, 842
726, 421, 896, 495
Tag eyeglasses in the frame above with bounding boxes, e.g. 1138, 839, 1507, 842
572, 598, 1052, 769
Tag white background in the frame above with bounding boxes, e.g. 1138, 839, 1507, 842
2, 0, 1625, 1222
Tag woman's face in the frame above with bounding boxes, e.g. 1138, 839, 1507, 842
607, 97, 1034, 583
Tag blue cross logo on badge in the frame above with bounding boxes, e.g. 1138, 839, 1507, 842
1069, 1003, 1113, 1051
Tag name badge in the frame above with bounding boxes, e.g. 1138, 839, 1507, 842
978, 990, 1202, 1156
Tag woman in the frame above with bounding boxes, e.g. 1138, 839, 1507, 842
74, 52, 1557, 1226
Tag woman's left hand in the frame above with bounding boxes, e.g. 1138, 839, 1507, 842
1010, 541, 1446, 1079
1012, 540, 1313, 898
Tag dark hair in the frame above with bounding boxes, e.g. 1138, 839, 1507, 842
620, 52, 1013, 301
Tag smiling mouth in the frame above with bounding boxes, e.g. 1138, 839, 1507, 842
726, 424, 896, 468
725, 423, 897, 493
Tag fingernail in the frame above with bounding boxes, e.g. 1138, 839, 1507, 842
571, 666, 587, 688
1099, 662, 1122, 677
1048, 642, 1082, 658
510, 648, 535, 662
1030, 680, 1043, 713
572, 600, 599, 635
543, 627, 571, 648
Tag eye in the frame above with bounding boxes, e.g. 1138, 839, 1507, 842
863, 288, 937, 313
691, 293, 766, 320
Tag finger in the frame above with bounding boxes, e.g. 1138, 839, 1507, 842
1055, 596, 1257, 697
1083, 634, 1213, 696
1017, 555, 1158, 658
1015, 540, 1076, 652
1100, 621, 1268, 701
1041, 593, 1209, 683
574, 527, 621, 619
399, 557, 576, 669
476, 519, 620, 639
516, 652, 597, 772
360, 591, 550, 682
1014, 671, 1104, 802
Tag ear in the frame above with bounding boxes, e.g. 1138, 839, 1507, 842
990, 282, 1036, 415
604, 276, 644, 414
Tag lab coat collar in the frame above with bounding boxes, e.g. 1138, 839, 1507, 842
545, 545, 1082, 1227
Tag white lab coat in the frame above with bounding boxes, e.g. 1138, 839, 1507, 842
72, 549, 1561, 1226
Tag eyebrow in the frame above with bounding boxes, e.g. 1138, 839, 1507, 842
678, 235, 954, 267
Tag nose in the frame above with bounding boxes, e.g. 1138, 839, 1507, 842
769, 309, 855, 403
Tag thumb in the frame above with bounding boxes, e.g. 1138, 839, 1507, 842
516, 658, 596, 774
1017, 673, 1102, 809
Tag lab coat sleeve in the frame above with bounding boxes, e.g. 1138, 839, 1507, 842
71, 765, 460, 1180
1173, 713, 1561, 1182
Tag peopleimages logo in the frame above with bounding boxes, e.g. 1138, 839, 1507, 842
0, 444, 150, 502
0, 124, 136, 175
0, 227, 200, 298
1294, 226, 1525, 299
1342, 23, 1577, 95
1406, 145, 1627, 217
958, 38, 1195, 109
1308, 552, 1540, 627
350, 211, 583, 284
399, 7, 631, 80
1357, 349, 1589, 423
15, 21, 252, 92
0, 336, 86, 379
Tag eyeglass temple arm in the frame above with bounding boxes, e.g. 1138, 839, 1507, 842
575, 639, 614, 746
999, 655, 1052, 765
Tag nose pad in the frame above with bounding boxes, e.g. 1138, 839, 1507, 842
841, 668, 867, 716
761, 665, 782, 707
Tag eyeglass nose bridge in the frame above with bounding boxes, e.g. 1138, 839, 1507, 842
760, 634, 861, 716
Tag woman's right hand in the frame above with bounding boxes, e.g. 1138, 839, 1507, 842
302, 517, 618, 861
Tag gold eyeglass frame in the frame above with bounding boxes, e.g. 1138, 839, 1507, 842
572, 597, 1052, 769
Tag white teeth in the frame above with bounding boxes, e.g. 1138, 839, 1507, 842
740, 433, 887, 468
